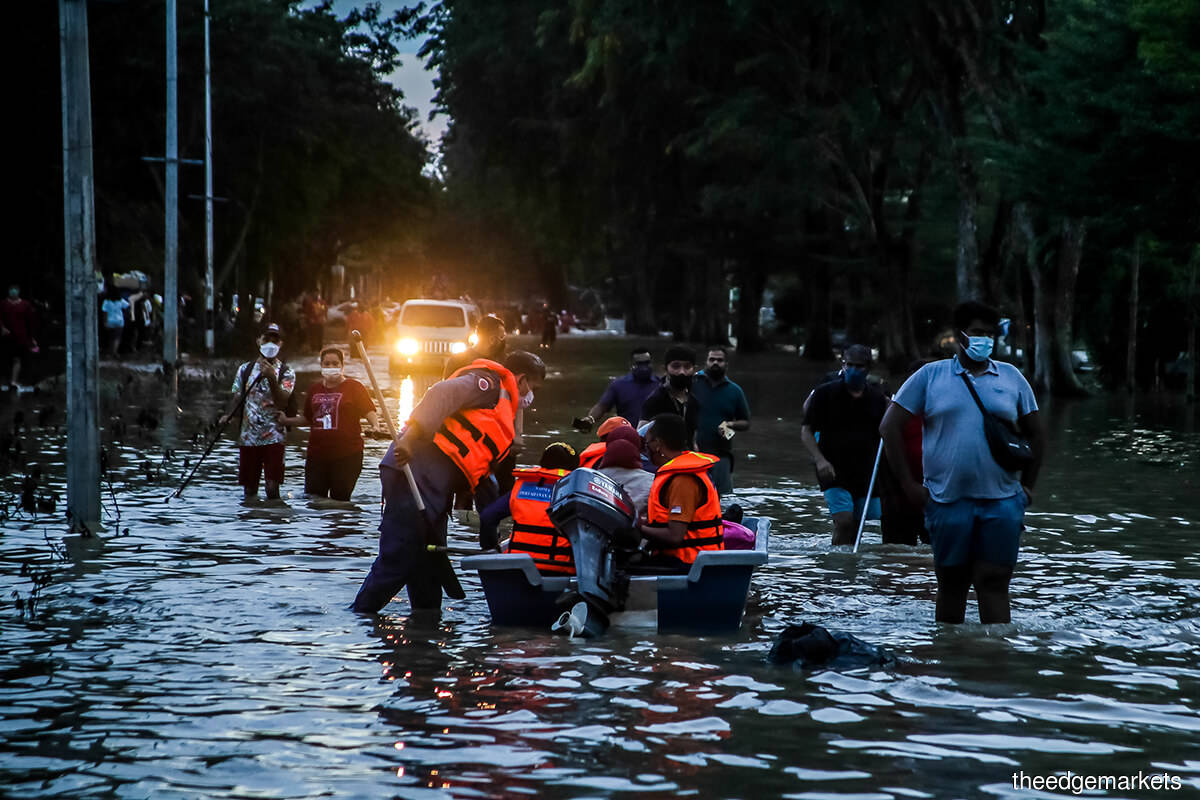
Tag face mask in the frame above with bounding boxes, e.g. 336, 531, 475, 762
962, 334, 994, 362
631, 364, 653, 382
7, 289, 17, 300
259, 342, 280, 359
843, 366, 867, 391
706, 365, 726, 381
520, 390, 535, 409
668, 372, 693, 391
321, 367, 343, 381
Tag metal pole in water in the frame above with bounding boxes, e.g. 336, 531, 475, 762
204, 0, 215, 355
59, 0, 102, 532
852, 439, 883, 553
164, 0, 179, 384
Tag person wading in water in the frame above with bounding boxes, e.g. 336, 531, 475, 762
278, 346, 382, 502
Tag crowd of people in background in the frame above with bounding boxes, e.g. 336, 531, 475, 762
3, 275, 1044, 627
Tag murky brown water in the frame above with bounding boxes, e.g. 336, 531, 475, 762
2, 335, 1198, 798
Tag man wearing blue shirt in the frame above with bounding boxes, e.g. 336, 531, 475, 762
880, 301, 1044, 624
578, 347, 660, 429
693, 346, 751, 496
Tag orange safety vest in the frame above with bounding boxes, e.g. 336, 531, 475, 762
430, 359, 520, 489
507, 466, 574, 574
646, 451, 724, 563
579, 441, 606, 469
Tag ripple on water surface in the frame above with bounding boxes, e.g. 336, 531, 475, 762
2, 343, 1198, 797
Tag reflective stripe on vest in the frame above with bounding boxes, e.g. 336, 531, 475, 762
646, 451, 724, 563
507, 467, 573, 575
579, 442, 606, 469
430, 359, 520, 488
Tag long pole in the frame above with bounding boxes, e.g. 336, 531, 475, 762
1125, 239, 1139, 393
350, 330, 425, 511
59, 0, 102, 533
167, 374, 263, 500
164, 0, 179, 380
852, 440, 884, 553
204, 0, 214, 355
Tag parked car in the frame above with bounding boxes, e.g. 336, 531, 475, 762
389, 298, 480, 373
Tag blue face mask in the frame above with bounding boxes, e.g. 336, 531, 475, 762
962, 333, 994, 362
631, 364, 653, 382
843, 366, 867, 391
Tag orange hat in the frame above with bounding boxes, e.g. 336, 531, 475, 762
596, 416, 631, 438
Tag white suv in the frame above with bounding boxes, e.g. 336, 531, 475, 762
389, 299, 480, 372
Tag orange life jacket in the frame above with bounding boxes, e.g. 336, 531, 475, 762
646, 451, 724, 563
506, 466, 574, 574
430, 359, 520, 489
579, 441, 606, 469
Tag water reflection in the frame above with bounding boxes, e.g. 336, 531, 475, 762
0, 338, 1198, 798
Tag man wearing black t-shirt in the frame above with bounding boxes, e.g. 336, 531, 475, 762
638, 345, 699, 447
801, 345, 887, 546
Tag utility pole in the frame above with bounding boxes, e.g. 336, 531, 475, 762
59, 0, 102, 533
164, 0, 179, 383
204, 0, 215, 354
1126, 239, 1140, 394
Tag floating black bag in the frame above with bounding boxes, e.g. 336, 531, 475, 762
960, 373, 1033, 472
768, 622, 896, 670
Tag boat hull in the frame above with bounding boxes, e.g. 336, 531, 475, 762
461, 517, 770, 634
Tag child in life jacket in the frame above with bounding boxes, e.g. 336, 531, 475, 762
478, 442, 581, 573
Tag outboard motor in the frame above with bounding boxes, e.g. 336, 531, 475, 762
546, 468, 636, 636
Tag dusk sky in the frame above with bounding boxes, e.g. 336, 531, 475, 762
327, 0, 444, 147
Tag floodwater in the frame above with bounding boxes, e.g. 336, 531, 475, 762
2, 335, 1198, 799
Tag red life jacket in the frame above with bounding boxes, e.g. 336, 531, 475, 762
506, 466, 573, 574
430, 359, 520, 489
579, 441, 606, 469
646, 451, 724, 563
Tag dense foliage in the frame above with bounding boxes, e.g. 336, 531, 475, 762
24, 0, 430, 337
414, 0, 1199, 392
25, 1, 1198, 392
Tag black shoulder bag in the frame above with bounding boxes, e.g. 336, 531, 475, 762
960, 372, 1033, 472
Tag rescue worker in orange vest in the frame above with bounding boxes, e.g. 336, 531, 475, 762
637, 413, 725, 572
352, 350, 546, 613
578, 416, 632, 469
478, 442, 580, 573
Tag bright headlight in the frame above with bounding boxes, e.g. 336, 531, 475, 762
450, 341, 468, 354
396, 338, 419, 356
467, 332, 479, 347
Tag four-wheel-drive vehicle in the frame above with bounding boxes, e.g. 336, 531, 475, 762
388, 299, 480, 373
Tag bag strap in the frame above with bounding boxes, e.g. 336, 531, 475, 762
958, 371, 989, 417
236, 362, 267, 427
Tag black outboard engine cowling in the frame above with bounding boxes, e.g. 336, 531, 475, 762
547, 468, 636, 632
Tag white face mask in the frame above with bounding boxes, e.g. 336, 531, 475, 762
520, 390, 535, 409
259, 342, 281, 359
321, 367, 343, 381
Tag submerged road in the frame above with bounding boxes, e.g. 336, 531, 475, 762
1, 335, 1198, 797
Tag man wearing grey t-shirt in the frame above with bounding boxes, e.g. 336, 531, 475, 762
880, 301, 1044, 624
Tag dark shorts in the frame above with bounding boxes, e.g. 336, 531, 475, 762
238, 443, 285, 491
305, 451, 363, 501
925, 494, 1027, 567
